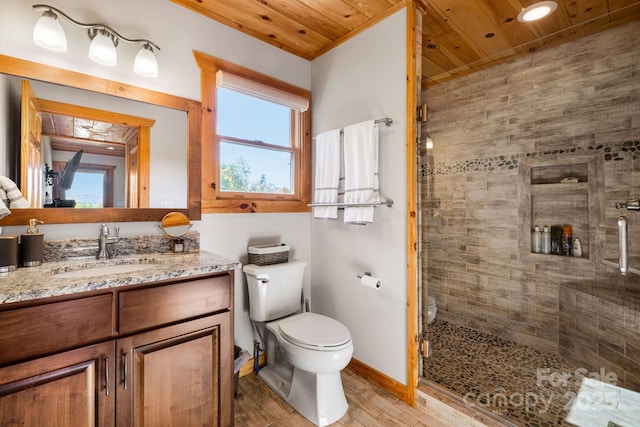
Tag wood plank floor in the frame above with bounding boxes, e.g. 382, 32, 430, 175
234, 368, 429, 426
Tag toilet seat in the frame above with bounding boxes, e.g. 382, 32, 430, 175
278, 312, 352, 351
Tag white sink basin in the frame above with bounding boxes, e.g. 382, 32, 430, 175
51, 258, 163, 279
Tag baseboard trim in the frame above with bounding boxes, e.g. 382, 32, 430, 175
239, 353, 267, 377
347, 358, 412, 405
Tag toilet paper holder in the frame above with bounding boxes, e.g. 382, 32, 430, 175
356, 271, 381, 289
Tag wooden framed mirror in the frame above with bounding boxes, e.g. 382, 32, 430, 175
0, 54, 201, 225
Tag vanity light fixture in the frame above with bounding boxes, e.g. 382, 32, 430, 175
32, 4, 160, 77
517, 1, 558, 22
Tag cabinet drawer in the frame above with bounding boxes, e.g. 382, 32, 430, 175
118, 275, 230, 334
0, 294, 114, 366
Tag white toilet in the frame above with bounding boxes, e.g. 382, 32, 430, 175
243, 260, 353, 426
427, 296, 437, 324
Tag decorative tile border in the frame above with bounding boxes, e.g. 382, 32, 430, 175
421, 140, 639, 177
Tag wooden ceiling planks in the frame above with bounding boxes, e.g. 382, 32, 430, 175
48, 136, 127, 157
171, 0, 402, 58
172, 0, 332, 59
171, 0, 640, 85
256, 0, 356, 41
296, 0, 371, 30
41, 113, 136, 144
422, 0, 640, 85
41, 112, 135, 157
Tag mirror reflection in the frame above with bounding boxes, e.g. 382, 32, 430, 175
159, 211, 192, 237
1, 74, 188, 209
159, 211, 192, 253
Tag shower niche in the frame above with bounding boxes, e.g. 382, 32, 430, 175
520, 155, 603, 261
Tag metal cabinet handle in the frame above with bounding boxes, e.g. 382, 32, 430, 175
122, 351, 128, 390
104, 357, 110, 396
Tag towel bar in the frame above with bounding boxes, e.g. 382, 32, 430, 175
307, 199, 394, 208
374, 117, 393, 127
312, 117, 393, 140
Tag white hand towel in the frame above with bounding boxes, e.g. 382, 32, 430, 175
343, 120, 379, 224
0, 176, 30, 208
313, 129, 341, 219
0, 197, 10, 220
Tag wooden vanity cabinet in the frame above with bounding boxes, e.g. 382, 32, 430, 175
0, 271, 234, 427
0, 341, 115, 426
116, 312, 231, 426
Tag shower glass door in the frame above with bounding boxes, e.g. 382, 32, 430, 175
419, 17, 640, 427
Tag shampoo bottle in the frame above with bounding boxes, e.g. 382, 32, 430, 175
572, 238, 582, 257
541, 226, 551, 254
531, 225, 542, 253
561, 225, 573, 256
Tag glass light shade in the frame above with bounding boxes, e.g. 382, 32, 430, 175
33, 13, 67, 52
134, 45, 158, 78
517, 1, 558, 22
88, 30, 117, 66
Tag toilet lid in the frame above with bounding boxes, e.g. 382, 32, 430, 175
279, 312, 351, 348
427, 296, 436, 306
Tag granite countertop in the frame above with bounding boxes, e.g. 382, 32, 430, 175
0, 251, 241, 305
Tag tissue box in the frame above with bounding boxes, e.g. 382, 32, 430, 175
248, 243, 290, 266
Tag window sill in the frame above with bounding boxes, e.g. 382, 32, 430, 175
201, 199, 310, 214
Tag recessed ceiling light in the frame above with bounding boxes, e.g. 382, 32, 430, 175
517, 1, 558, 22
106, 146, 115, 150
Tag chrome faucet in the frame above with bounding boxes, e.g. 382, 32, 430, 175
616, 198, 640, 211
97, 224, 120, 259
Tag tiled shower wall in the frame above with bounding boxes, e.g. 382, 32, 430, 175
421, 20, 640, 379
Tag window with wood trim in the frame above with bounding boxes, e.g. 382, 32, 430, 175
194, 52, 312, 213
52, 161, 115, 208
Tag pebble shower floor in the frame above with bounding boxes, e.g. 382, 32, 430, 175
425, 319, 586, 427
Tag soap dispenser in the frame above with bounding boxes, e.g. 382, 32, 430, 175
20, 219, 44, 267
0, 227, 19, 272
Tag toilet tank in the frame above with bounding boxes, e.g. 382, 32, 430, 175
243, 260, 306, 322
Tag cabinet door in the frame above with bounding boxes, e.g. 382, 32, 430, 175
0, 341, 115, 427
116, 312, 232, 427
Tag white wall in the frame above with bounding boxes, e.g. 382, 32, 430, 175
0, 0, 312, 353
310, 9, 408, 383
